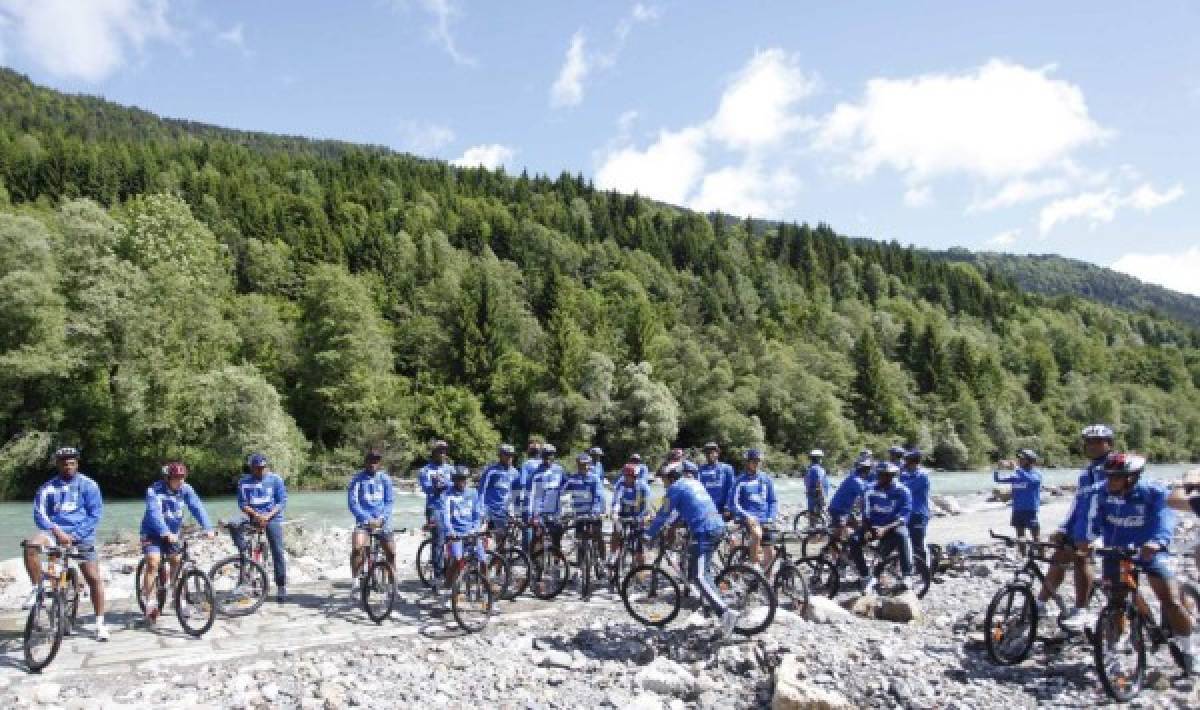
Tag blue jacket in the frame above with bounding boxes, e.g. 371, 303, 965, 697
805, 464, 830, 505
1061, 456, 1109, 539
1088, 480, 1175, 549
237, 472, 287, 520
633, 463, 650, 485
899, 466, 931, 520
418, 461, 455, 510
440, 486, 482, 537
646, 478, 724, 538
993, 467, 1042, 512
864, 481, 912, 528
828, 473, 870, 517
611, 479, 653, 520
590, 462, 605, 479
141, 480, 212, 538
347, 469, 394, 526
513, 458, 541, 511
526, 463, 565, 518
561, 472, 605, 517
476, 462, 517, 519
697, 462, 735, 512
731, 472, 778, 524
33, 474, 103, 542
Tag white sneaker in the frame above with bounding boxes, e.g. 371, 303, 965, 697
862, 577, 877, 595
95, 622, 110, 641
144, 598, 159, 624
351, 578, 361, 596
719, 610, 739, 638
21, 588, 38, 610
1060, 606, 1088, 632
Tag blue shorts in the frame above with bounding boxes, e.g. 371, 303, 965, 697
140, 535, 182, 557
1011, 509, 1040, 531
447, 539, 487, 561
1102, 552, 1173, 581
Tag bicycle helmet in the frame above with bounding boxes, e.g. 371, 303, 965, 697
431, 439, 449, 452
809, 449, 824, 458
162, 461, 188, 478
628, 453, 642, 462
589, 446, 604, 457
576, 453, 592, 465
1016, 448, 1038, 462
702, 442, 719, 451
541, 443, 557, 457
745, 448, 763, 461
854, 455, 873, 470
247, 453, 269, 468
54, 446, 80, 460
903, 449, 922, 462
887, 445, 906, 458
498, 443, 516, 456
452, 466, 470, 480
875, 461, 900, 477
1102, 452, 1145, 477
1081, 424, 1114, 441
365, 449, 383, 463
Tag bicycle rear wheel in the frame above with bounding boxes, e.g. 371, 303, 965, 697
501, 548, 531, 600
484, 551, 512, 600
23, 591, 63, 672
800, 556, 839, 598
134, 558, 169, 616
210, 556, 268, 617
873, 554, 931, 598
579, 544, 594, 600
416, 538, 438, 590
451, 567, 494, 633
1093, 605, 1145, 702
531, 547, 568, 600
715, 563, 776, 636
176, 569, 217, 636
362, 559, 397, 624
1169, 582, 1200, 671
774, 563, 810, 617
984, 584, 1037, 665
621, 565, 681, 627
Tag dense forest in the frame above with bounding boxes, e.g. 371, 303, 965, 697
1, 68, 1199, 498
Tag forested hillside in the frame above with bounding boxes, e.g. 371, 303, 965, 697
932, 248, 1200, 328
2, 68, 1199, 497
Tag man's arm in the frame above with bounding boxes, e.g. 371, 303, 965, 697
76, 480, 103, 542
382, 475, 395, 526
766, 477, 779, 521
268, 476, 287, 521
347, 478, 368, 524
184, 485, 215, 531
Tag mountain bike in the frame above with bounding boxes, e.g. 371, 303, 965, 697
566, 515, 608, 600
792, 508, 830, 535
135, 535, 216, 636
356, 524, 401, 623
210, 521, 271, 617
800, 526, 880, 598
21, 542, 83, 672
416, 522, 442, 590
725, 528, 811, 616
1091, 546, 1200, 701
446, 532, 501, 633
487, 518, 531, 600
608, 517, 647, 591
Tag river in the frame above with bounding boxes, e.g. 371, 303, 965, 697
0, 464, 1192, 554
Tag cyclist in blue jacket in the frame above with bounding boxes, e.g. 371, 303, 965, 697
1088, 453, 1193, 671
563, 453, 606, 593
514, 440, 542, 549
1037, 424, 1113, 630
854, 462, 913, 594
140, 461, 215, 622
478, 443, 518, 548
419, 440, 455, 580
348, 450, 395, 594
992, 449, 1043, 542
609, 463, 653, 568
236, 453, 289, 601
644, 465, 739, 637
900, 449, 932, 567
25, 447, 109, 640
589, 446, 610, 511
439, 468, 484, 608
627, 453, 650, 485
697, 442, 735, 515
828, 454, 873, 532
527, 444, 567, 551
731, 449, 778, 573
805, 449, 830, 525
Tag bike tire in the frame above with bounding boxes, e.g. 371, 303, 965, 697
451, 567, 493, 633
362, 559, 397, 624
1169, 582, 1200, 671
175, 568, 217, 637
1092, 604, 1145, 702
872, 553, 931, 599
800, 555, 840, 598
209, 555, 269, 617
485, 550, 512, 600
416, 538, 438, 590
580, 544, 593, 600
725, 545, 751, 569
531, 547, 569, 600
502, 548, 531, 600
715, 563, 777, 636
23, 590, 63, 672
620, 564, 681, 627
774, 563, 811, 617
983, 584, 1037, 665
63, 567, 80, 633
134, 557, 169, 616
800, 529, 831, 559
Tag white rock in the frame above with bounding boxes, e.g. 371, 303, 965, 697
626, 692, 666, 710
637, 657, 696, 698
35, 683, 62, 704
805, 595, 852, 624
772, 654, 854, 710
878, 591, 923, 623
540, 650, 577, 670
262, 684, 280, 702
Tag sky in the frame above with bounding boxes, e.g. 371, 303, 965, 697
0, 1, 1197, 295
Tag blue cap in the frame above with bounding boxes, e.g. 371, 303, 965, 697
903, 448, 922, 461
887, 445, 906, 457
745, 449, 763, 461
247, 453, 268, 468
854, 455, 874, 469
875, 461, 900, 475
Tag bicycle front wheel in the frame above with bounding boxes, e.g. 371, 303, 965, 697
484, 551, 512, 600
800, 555, 839, 598
501, 548, 531, 600
531, 548, 568, 600
210, 556, 268, 617
984, 584, 1037, 665
1169, 582, 1200, 671
774, 563, 810, 617
176, 569, 216, 636
620, 565, 681, 627
451, 567, 494, 633
23, 591, 64, 672
873, 554, 931, 599
1093, 605, 1145, 702
362, 559, 397, 624
416, 538, 438, 590
714, 563, 776, 636
134, 557, 168, 616
63, 567, 81, 633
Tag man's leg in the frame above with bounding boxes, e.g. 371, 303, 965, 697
687, 534, 728, 618
746, 520, 763, 565
23, 533, 54, 586
350, 528, 368, 578
908, 515, 928, 567
1036, 538, 1073, 603
887, 528, 913, 577
849, 532, 870, 578
79, 560, 106, 618
1072, 544, 1093, 608
428, 508, 445, 577
141, 551, 161, 605
1147, 570, 1194, 640
265, 521, 287, 589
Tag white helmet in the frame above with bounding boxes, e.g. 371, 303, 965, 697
809, 449, 824, 458
1081, 424, 1114, 440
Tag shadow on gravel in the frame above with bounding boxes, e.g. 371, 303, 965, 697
548, 618, 767, 668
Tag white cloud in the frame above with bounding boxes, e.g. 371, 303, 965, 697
1112, 247, 1200, 297
397, 120, 455, 154
690, 163, 800, 217
631, 3, 660, 23
987, 229, 1020, 248
903, 185, 933, 208
550, 31, 588, 108
451, 144, 515, 170
1127, 182, 1184, 211
420, 0, 472, 65
216, 22, 244, 48
709, 48, 818, 150
595, 127, 708, 205
0, 0, 174, 82
969, 177, 1071, 212
816, 60, 1109, 182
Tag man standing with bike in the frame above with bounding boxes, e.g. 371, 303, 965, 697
731, 449, 779, 574
236, 453, 289, 602
526, 444, 566, 552
440, 468, 484, 610
697, 442, 734, 515
419, 440, 455, 584
828, 454, 873, 534
899, 449, 932, 568
854, 462, 914, 595
643, 464, 739, 637
24, 447, 108, 641
628, 453, 650, 485
348, 450, 395, 596
563, 453, 607, 595
478, 444, 518, 549
140, 462, 216, 623
1088, 452, 1194, 674
610, 463, 653, 570
992, 449, 1043, 543
805, 449, 830, 526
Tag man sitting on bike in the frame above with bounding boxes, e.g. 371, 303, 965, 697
419, 440, 455, 582
628, 453, 650, 485
854, 462, 914, 595
563, 453, 607, 587
610, 463, 652, 568
478, 443, 518, 550
526, 444, 566, 552
805, 449, 830, 526
900, 449, 932, 568
140, 461, 215, 622
348, 450, 395, 595
731, 449, 779, 574
992, 449, 1043, 543
25, 447, 108, 641
827, 454, 873, 540
697, 442, 734, 515
1088, 452, 1194, 673
1037, 424, 1113, 630
236, 453, 289, 602
513, 440, 542, 549
440, 467, 484, 609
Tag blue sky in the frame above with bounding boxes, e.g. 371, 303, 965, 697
1, 1, 1197, 294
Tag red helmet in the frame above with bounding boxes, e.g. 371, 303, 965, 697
162, 461, 189, 478
621, 463, 638, 477
1103, 452, 1145, 477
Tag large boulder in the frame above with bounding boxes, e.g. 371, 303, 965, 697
842, 593, 878, 619
637, 657, 696, 698
878, 591, 923, 623
772, 654, 854, 710
805, 595, 852, 624
932, 495, 962, 515
989, 487, 1012, 503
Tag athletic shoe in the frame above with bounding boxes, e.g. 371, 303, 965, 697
95, 622, 110, 641
1060, 606, 1089, 632
21, 588, 38, 610
276, 586, 288, 603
